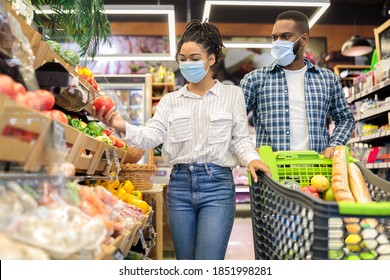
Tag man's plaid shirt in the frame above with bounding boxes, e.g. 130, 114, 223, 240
240, 59, 355, 153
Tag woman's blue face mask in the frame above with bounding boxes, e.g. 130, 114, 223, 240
179, 57, 210, 83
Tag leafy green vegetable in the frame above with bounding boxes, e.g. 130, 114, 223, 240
46, 40, 62, 54
60, 49, 80, 67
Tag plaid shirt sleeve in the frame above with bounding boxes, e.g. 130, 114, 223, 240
328, 73, 355, 146
240, 71, 258, 113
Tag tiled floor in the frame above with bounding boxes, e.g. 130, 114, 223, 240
225, 217, 255, 260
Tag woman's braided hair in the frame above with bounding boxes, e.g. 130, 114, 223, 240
176, 19, 224, 72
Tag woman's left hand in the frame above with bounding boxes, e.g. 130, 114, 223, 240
248, 159, 271, 183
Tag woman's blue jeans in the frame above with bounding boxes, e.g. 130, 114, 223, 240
167, 163, 236, 260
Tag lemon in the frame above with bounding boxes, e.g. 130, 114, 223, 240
311, 175, 330, 192
345, 234, 362, 252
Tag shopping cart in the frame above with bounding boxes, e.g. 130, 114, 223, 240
249, 146, 390, 260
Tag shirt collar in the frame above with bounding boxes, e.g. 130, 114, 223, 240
176, 80, 222, 98
269, 58, 319, 72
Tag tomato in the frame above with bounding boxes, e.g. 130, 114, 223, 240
13, 82, 27, 94
93, 96, 115, 116
35, 89, 55, 111
44, 109, 68, 124
90, 79, 98, 90
103, 129, 111, 136
0, 74, 16, 98
114, 138, 126, 149
308, 186, 318, 194
24, 91, 42, 110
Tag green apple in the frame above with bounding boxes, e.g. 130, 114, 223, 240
328, 250, 343, 260
345, 254, 361, 260
324, 187, 336, 201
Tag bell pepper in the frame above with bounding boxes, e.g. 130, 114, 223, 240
86, 121, 104, 137
83, 127, 96, 138
69, 118, 83, 131
119, 180, 134, 193
95, 135, 113, 145
129, 197, 150, 214
80, 121, 87, 130
132, 190, 142, 200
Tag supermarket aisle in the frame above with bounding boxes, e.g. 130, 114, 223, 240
225, 218, 255, 260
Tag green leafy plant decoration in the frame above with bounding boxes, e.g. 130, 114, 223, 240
31, 0, 112, 60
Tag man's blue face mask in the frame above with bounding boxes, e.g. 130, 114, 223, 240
271, 34, 303, 67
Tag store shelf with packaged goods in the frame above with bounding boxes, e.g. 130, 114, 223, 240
333, 64, 370, 89
364, 162, 390, 169
354, 103, 390, 122
348, 129, 390, 144
347, 78, 390, 103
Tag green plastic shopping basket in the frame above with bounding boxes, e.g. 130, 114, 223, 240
249, 146, 390, 260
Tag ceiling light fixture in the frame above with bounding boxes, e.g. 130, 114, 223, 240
223, 42, 272, 49
202, 0, 330, 29
341, 35, 372, 57
36, 5, 177, 61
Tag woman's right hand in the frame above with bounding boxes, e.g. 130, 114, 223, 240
92, 105, 126, 134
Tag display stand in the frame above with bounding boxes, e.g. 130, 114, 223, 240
141, 184, 165, 260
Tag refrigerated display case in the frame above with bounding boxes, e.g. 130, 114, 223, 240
94, 74, 153, 163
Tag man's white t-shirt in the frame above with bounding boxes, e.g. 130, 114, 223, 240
283, 64, 310, 150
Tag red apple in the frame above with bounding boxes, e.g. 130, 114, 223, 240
93, 96, 114, 116
44, 109, 68, 124
35, 89, 55, 111
0, 74, 16, 98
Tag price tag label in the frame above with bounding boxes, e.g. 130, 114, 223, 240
138, 228, 147, 250
113, 150, 121, 174
102, 148, 112, 176
113, 249, 124, 260
52, 121, 67, 152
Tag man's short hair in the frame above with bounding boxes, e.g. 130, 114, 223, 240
276, 10, 310, 34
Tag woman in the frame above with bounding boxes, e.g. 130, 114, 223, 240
93, 19, 270, 260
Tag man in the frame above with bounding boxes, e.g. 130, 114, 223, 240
240, 10, 355, 158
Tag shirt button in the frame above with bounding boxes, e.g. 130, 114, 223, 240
284, 89, 288, 93
286, 131, 290, 135
285, 109, 289, 112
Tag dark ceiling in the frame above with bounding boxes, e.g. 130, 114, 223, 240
104, 0, 388, 26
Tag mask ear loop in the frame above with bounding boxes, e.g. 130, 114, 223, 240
293, 34, 304, 55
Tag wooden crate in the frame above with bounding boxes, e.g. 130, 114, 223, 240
0, 96, 54, 171
132, 210, 154, 246
94, 244, 116, 260
120, 221, 142, 257
95, 145, 127, 176
75, 133, 105, 175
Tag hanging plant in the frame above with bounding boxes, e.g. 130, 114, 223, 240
31, 0, 112, 60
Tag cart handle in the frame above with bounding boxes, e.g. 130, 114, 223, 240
338, 201, 390, 216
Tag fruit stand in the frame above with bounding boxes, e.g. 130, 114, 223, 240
0, 0, 157, 260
